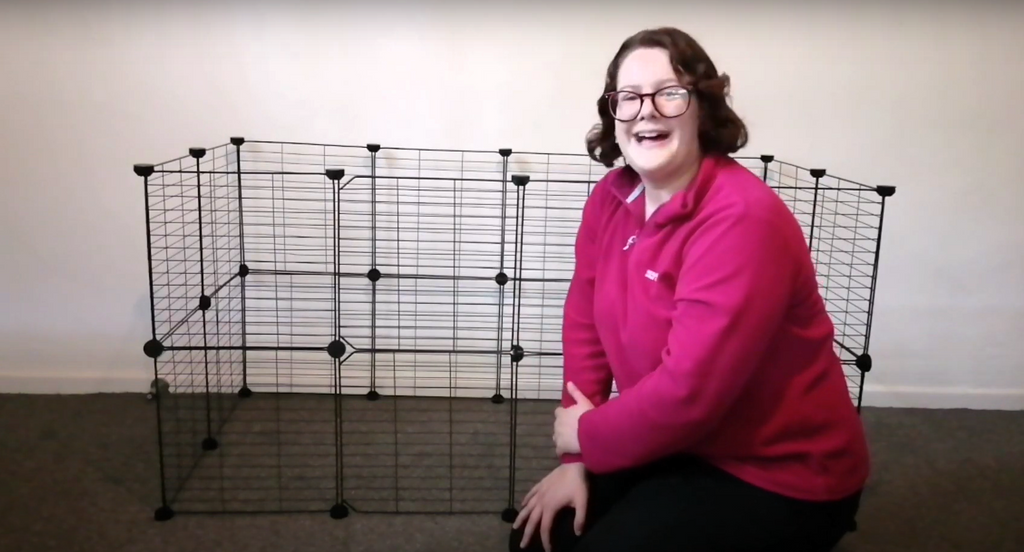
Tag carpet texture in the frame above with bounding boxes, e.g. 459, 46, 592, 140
0, 393, 1022, 552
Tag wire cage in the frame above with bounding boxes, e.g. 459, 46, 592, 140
135, 137, 894, 522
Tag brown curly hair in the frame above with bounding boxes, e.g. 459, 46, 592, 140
585, 27, 749, 168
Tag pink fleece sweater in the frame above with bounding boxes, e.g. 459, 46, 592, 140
560, 154, 869, 502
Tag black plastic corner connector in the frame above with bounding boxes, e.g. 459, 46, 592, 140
154, 506, 175, 522
327, 340, 347, 359
366, 268, 381, 282
494, 272, 509, 286
498, 148, 512, 158
325, 168, 346, 181
237, 264, 250, 278
366, 143, 381, 153
143, 338, 165, 359
189, 147, 207, 159
510, 345, 525, 363
134, 164, 155, 177
230, 137, 245, 146
810, 169, 827, 179
198, 295, 212, 311
855, 353, 872, 373
330, 504, 349, 519
759, 154, 775, 164
511, 174, 530, 187
876, 185, 896, 198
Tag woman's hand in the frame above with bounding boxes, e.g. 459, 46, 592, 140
513, 462, 589, 552
553, 382, 595, 456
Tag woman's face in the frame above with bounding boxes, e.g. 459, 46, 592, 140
612, 47, 700, 183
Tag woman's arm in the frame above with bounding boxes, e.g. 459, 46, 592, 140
574, 202, 799, 473
558, 186, 615, 464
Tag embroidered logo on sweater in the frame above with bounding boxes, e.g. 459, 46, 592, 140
623, 234, 637, 251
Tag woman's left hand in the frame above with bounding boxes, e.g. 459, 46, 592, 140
553, 382, 595, 455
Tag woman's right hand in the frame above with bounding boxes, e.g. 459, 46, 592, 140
512, 462, 589, 552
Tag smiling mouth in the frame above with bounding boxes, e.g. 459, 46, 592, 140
634, 131, 670, 145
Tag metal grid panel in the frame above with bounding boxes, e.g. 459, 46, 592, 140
136, 139, 893, 521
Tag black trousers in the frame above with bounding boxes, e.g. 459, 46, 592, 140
509, 456, 861, 552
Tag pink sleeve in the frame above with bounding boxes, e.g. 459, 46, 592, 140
559, 186, 615, 465
575, 204, 798, 473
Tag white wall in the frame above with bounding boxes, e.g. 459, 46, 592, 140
1, 0, 1022, 409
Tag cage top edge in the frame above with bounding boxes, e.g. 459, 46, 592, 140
767, 159, 892, 193
135, 137, 893, 194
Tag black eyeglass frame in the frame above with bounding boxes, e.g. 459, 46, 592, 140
603, 85, 694, 122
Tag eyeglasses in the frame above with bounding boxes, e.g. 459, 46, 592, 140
604, 85, 692, 122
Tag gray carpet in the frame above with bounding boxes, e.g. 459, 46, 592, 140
1, 393, 1022, 552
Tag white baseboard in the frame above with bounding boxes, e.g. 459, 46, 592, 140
3, 373, 1023, 411
0, 373, 151, 394
861, 384, 1024, 411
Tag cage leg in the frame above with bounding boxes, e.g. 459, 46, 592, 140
231, 137, 252, 399
327, 167, 350, 519
189, 147, 219, 452
491, 148, 513, 405
502, 350, 521, 523
359, 144, 381, 400
491, 267, 508, 406
504, 175, 530, 520
858, 186, 895, 410
137, 163, 176, 521
146, 344, 174, 521
199, 302, 218, 452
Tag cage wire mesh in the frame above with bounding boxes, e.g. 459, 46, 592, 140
136, 138, 894, 521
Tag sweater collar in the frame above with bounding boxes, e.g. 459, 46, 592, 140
605, 154, 727, 225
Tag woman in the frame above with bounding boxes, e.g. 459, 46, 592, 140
510, 27, 869, 552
